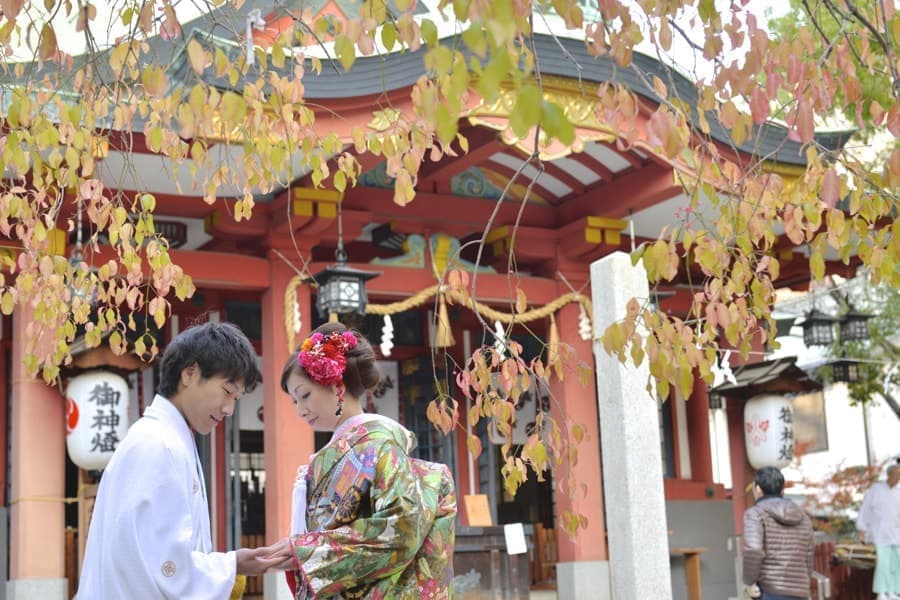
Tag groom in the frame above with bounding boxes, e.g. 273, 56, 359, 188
78, 321, 290, 598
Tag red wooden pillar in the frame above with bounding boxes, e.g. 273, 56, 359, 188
8, 312, 67, 587
727, 397, 751, 533
261, 254, 315, 544
550, 296, 608, 562
0, 334, 8, 508
687, 377, 715, 484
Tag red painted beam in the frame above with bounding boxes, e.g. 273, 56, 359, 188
86, 247, 271, 290
487, 224, 560, 262
341, 187, 558, 231
203, 199, 271, 239
559, 162, 683, 223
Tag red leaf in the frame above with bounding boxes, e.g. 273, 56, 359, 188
160, 3, 181, 40
648, 110, 671, 150
886, 104, 900, 137
796, 99, 814, 144
0, 0, 24, 21
821, 168, 839, 208
749, 87, 769, 124
787, 54, 802, 86
870, 100, 885, 126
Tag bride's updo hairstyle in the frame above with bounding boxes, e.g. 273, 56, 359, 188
280, 322, 380, 400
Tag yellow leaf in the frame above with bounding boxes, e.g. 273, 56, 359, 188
147, 127, 163, 152
39, 23, 58, 61
515, 287, 527, 314
187, 38, 208, 74
214, 48, 229, 77
810, 251, 825, 280
652, 75, 667, 99
457, 132, 469, 154
467, 434, 482, 458
334, 170, 347, 193
141, 66, 167, 97
1, 291, 15, 315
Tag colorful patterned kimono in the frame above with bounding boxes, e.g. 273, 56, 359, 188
287, 413, 456, 599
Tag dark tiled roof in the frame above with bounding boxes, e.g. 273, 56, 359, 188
711, 356, 821, 399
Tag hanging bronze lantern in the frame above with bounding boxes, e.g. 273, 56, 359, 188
801, 309, 839, 346
839, 306, 872, 342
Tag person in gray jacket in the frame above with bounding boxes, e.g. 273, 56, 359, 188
742, 466, 815, 600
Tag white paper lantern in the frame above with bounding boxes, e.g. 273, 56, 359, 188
66, 371, 130, 470
744, 394, 795, 470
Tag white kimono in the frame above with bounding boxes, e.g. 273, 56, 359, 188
77, 395, 236, 599
858, 481, 900, 546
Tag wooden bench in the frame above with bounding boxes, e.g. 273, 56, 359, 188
670, 546, 707, 600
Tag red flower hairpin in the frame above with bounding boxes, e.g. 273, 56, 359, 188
298, 331, 359, 416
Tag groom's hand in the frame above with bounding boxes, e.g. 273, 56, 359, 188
260, 538, 296, 570
236, 540, 293, 575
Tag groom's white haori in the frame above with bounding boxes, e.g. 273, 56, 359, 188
77, 394, 236, 599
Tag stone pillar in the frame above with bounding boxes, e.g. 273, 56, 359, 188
261, 255, 314, 599
7, 314, 67, 600
591, 252, 672, 600
550, 295, 610, 599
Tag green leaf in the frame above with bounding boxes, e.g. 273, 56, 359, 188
453, 0, 471, 21
335, 35, 356, 71
462, 23, 487, 57
381, 23, 398, 51
436, 103, 457, 145
539, 101, 574, 145
510, 85, 541, 137
421, 19, 438, 47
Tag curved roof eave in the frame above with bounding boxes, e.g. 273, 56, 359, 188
191, 30, 853, 167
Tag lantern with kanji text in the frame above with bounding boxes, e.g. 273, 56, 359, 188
66, 371, 130, 470
744, 394, 795, 470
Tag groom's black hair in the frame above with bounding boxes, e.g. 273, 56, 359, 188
157, 321, 261, 397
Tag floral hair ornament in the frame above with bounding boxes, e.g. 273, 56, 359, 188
298, 331, 359, 416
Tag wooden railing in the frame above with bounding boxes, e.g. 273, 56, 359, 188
810, 540, 874, 600
531, 523, 557, 589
